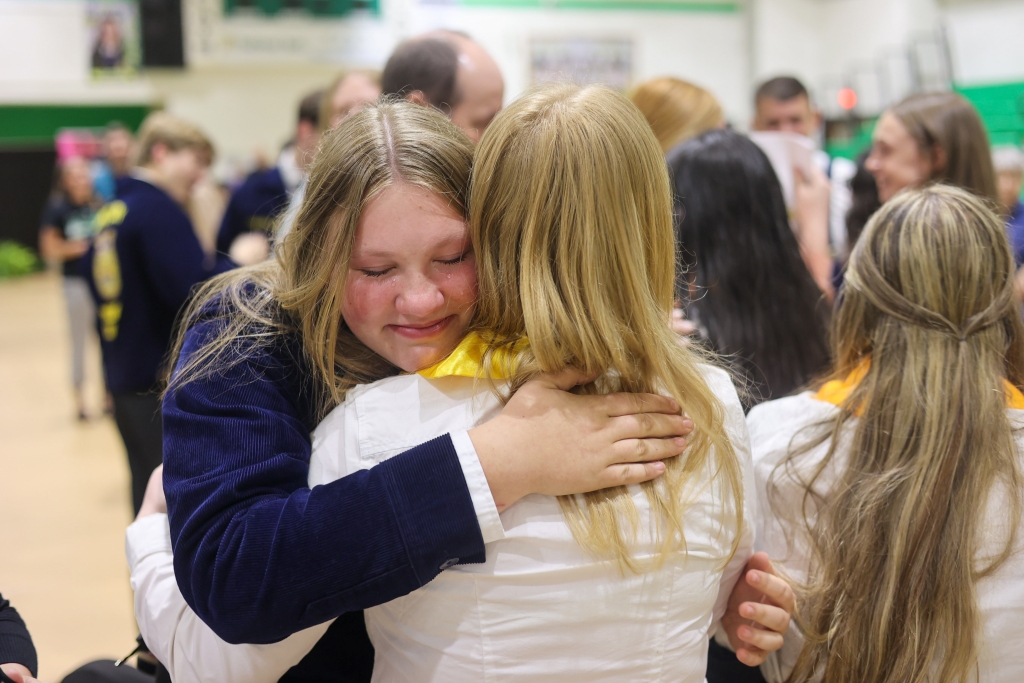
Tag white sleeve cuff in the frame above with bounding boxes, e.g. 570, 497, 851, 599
126, 513, 173, 570
450, 429, 506, 544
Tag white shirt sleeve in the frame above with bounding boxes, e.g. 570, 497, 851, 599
127, 513, 331, 683
451, 429, 506, 544
704, 367, 757, 643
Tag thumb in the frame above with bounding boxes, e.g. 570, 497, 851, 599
532, 366, 599, 391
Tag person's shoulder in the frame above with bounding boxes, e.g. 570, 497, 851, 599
747, 392, 833, 436
236, 168, 288, 200
697, 363, 744, 414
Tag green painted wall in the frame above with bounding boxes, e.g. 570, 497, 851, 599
457, 0, 738, 10
0, 104, 151, 148
957, 81, 1024, 147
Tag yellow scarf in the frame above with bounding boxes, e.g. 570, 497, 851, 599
814, 359, 1024, 411
416, 331, 528, 380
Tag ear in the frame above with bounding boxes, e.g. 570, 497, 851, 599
931, 143, 948, 173
406, 90, 430, 107
813, 108, 823, 131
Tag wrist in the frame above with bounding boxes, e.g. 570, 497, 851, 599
468, 418, 530, 511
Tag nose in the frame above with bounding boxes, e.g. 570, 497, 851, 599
395, 272, 446, 320
865, 150, 881, 174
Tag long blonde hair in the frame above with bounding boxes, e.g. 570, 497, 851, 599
166, 100, 474, 418
470, 83, 744, 571
775, 185, 1024, 683
629, 77, 723, 153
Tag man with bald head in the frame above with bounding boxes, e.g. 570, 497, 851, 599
382, 30, 504, 142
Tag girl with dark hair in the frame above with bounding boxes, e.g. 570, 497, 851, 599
668, 129, 831, 411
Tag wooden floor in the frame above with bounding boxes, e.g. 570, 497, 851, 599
1, 272, 137, 681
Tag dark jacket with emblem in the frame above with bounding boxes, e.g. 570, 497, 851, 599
86, 176, 234, 393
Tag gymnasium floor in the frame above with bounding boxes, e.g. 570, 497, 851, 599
1, 272, 137, 681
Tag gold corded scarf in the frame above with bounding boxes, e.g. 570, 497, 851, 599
417, 331, 528, 380
814, 359, 1024, 412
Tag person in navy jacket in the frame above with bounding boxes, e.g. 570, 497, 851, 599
161, 101, 790, 683
88, 112, 234, 515
215, 91, 322, 259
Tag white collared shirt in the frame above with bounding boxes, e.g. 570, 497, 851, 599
309, 366, 754, 683
748, 392, 1024, 683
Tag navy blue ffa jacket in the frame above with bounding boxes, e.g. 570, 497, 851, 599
162, 311, 486, 680
215, 167, 289, 254
87, 177, 234, 393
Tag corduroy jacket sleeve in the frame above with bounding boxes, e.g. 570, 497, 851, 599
162, 319, 486, 645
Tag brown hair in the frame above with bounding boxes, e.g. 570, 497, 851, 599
775, 185, 1024, 683
134, 111, 213, 167
629, 77, 723, 153
471, 83, 744, 571
889, 92, 998, 204
166, 100, 474, 418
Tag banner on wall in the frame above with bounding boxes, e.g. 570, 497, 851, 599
531, 38, 632, 90
86, 0, 141, 78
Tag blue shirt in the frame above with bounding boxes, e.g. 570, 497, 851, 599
86, 177, 234, 393
216, 167, 289, 254
162, 309, 486, 680
1007, 201, 1024, 266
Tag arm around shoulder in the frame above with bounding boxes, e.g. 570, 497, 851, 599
163, 319, 486, 643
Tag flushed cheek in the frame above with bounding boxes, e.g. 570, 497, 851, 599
439, 263, 478, 313
342, 274, 396, 335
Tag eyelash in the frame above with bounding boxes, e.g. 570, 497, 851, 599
360, 253, 468, 278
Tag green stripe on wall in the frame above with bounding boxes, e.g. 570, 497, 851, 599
0, 104, 151, 147
459, 0, 738, 11
956, 81, 1024, 147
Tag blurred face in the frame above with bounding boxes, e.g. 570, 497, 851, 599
449, 41, 504, 143
342, 182, 476, 372
997, 170, 1023, 213
104, 129, 133, 172
149, 144, 207, 204
62, 158, 94, 205
329, 74, 382, 130
866, 112, 933, 203
753, 95, 820, 138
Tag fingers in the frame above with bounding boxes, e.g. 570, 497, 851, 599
746, 564, 796, 614
608, 411, 694, 444
600, 461, 667, 487
735, 645, 769, 667
735, 621, 784, 656
611, 435, 688, 464
739, 601, 791, 635
600, 392, 681, 418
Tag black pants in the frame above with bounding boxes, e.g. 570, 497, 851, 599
706, 639, 768, 683
112, 392, 163, 515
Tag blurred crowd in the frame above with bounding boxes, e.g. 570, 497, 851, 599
5, 25, 1024, 683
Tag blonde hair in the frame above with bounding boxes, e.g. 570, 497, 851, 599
134, 111, 214, 167
470, 83, 743, 571
775, 185, 1024, 683
166, 100, 474, 418
630, 77, 723, 153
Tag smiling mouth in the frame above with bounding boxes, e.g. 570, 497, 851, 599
388, 316, 455, 340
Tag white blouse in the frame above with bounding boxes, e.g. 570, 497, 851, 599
748, 393, 1024, 683
309, 366, 754, 683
